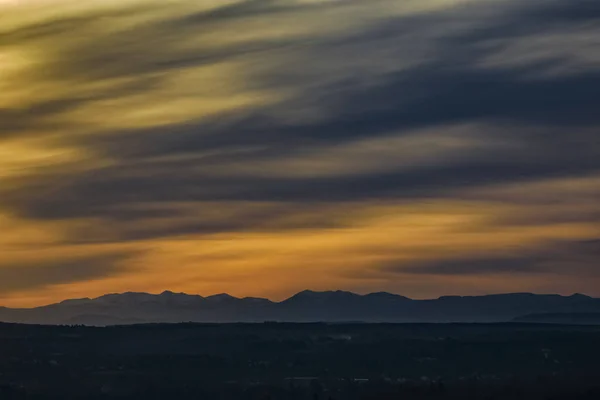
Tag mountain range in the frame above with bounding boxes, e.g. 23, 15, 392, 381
1, 290, 599, 326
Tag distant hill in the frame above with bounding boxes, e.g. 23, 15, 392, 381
512, 312, 600, 325
1, 290, 599, 326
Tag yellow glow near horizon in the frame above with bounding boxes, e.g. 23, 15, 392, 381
2, 188, 599, 307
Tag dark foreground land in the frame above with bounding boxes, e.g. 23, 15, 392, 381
1, 322, 600, 399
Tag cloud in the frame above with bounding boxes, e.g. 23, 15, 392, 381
0, 251, 136, 295
392, 257, 544, 276
1, 0, 599, 239
383, 238, 600, 277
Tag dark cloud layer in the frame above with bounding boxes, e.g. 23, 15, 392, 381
385, 239, 600, 276
0, 252, 136, 295
3, 0, 600, 232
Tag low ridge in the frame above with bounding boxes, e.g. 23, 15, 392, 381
0, 290, 597, 326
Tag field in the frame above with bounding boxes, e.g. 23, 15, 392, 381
1, 322, 600, 399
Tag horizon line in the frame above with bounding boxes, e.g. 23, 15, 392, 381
1, 289, 595, 310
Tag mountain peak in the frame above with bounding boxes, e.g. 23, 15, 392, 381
59, 297, 92, 305
93, 292, 163, 306
570, 293, 591, 299
242, 296, 272, 303
206, 293, 238, 302
365, 292, 410, 300
160, 290, 189, 297
283, 290, 362, 306
296, 289, 318, 296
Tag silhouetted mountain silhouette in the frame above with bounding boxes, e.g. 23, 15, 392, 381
0, 291, 598, 326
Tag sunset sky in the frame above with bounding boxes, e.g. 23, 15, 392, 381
1, 0, 599, 307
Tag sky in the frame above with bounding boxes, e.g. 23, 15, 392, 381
0, 0, 599, 307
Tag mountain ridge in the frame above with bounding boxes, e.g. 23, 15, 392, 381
1, 290, 598, 326
13, 289, 592, 308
